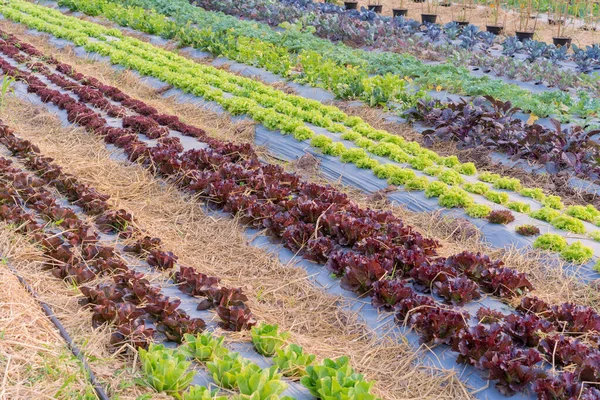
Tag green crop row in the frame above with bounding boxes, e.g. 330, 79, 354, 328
139, 325, 378, 399
58, 0, 600, 120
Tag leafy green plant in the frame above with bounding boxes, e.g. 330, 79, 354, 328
300, 356, 372, 399
565, 205, 600, 222
589, 231, 600, 241
388, 168, 416, 186
478, 172, 500, 183
493, 177, 521, 191
519, 187, 546, 202
139, 344, 194, 398
533, 234, 568, 252
463, 182, 489, 195
183, 386, 227, 400
340, 148, 368, 163
424, 181, 448, 198
507, 201, 531, 214
273, 344, 316, 378
405, 177, 429, 191
423, 165, 443, 176
542, 195, 564, 210
465, 204, 492, 218
206, 353, 244, 389
438, 169, 464, 186
454, 162, 477, 175
234, 365, 288, 400
484, 191, 510, 205
251, 323, 290, 357
550, 214, 586, 234
560, 242, 593, 264
0, 76, 15, 109
180, 332, 228, 362
530, 207, 561, 222
438, 187, 474, 208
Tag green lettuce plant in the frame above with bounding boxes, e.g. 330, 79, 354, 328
273, 344, 316, 378
251, 323, 290, 357
533, 234, 568, 252
560, 242, 593, 264
139, 344, 194, 398
180, 332, 228, 362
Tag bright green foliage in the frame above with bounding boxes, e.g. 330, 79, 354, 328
234, 365, 288, 400
542, 195, 564, 210
388, 168, 416, 186
533, 234, 568, 252
560, 242, 594, 264
369, 142, 397, 157
463, 182, 489, 195
519, 187, 546, 202
355, 157, 380, 169
493, 177, 521, 191
438, 187, 474, 208
507, 201, 531, 214
354, 137, 375, 149
373, 164, 402, 179
389, 148, 411, 163
589, 231, 600, 241
206, 353, 245, 389
180, 332, 228, 362
293, 126, 314, 141
437, 169, 464, 186
310, 134, 332, 149
439, 155, 460, 167
565, 205, 600, 222
340, 131, 360, 141
404, 176, 429, 191
465, 204, 492, 218
454, 162, 477, 175
323, 142, 347, 156
484, 191, 510, 205
139, 344, 194, 398
273, 344, 316, 378
251, 323, 290, 357
408, 155, 433, 171
340, 148, 367, 163
300, 356, 376, 400
478, 172, 500, 183
424, 181, 448, 198
423, 165, 443, 176
550, 215, 586, 234
183, 386, 227, 400
530, 207, 561, 222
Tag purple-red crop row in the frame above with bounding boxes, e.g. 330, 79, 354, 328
0, 121, 255, 338
3, 32, 600, 397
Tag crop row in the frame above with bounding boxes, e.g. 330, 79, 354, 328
0, 111, 380, 400
195, 0, 600, 81
6, 27, 600, 397
139, 324, 378, 399
0, 19, 597, 267
57, 0, 600, 128
1, 6, 599, 265
23, 0, 600, 181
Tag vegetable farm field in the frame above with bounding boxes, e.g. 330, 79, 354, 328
1, 0, 600, 399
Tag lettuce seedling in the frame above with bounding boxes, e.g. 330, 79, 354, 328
465, 204, 491, 218
183, 386, 227, 400
236, 365, 288, 399
493, 177, 521, 191
478, 172, 500, 183
542, 195, 564, 210
207, 353, 245, 389
565, 205, 600, 222
463, 182, 489, 195
180, 332, 228, 362
533, 234, 568, 252
438, 187, 474, 208
438, 169, 464, 185
424, 181, 448, 198
530, 207, 561, 222
560, 242, 593, 264
484, 191, 509, 205
454, 162, 477, 175
519, 187, 546, 202
273, 344, 316, 377
507, 201, 531, 214
550, 215, 586, 234
139, 344, 194, 398
404, 176, 429, 191
251, 323, 290, 357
